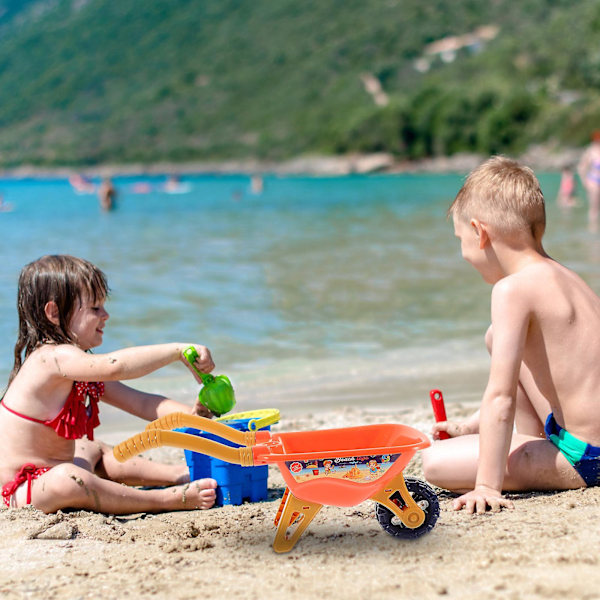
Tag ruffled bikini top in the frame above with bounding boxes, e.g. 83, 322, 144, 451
1, 381, 103, 440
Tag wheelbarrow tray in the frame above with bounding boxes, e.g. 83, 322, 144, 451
252, 424, 429, 506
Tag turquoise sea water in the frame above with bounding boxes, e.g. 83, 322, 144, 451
0, 172, 596, 427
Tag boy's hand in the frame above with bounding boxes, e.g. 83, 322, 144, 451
431, 420, 476, 439
453, 485, 514, 514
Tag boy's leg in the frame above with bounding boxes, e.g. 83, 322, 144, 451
13, 462, 216, 514
422, 433, 585, 493
75, 439, 189, 487
422, 326, 582, 492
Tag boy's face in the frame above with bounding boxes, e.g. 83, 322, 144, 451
68, 294, 109, 350
452, 213, 497, 282
453, 213, 481, 267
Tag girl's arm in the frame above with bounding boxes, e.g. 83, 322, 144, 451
101, 381, 201, 421
44, 343, 214, 383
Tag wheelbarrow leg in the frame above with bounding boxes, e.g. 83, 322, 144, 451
370, 473, 425, 529
272, 488, 322, 553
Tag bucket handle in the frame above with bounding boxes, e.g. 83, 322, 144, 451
249, 411, 279, 431
217, 408, 280, 431
145, 412, 258, 447
113, 428, 255, 466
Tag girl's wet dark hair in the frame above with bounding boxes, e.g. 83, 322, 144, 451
9, 255, 109, 383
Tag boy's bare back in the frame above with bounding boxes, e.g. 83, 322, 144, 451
499, 257, 600, 443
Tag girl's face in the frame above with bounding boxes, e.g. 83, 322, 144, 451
68, 294, 109, 350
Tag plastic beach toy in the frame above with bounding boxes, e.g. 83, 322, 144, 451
430, 389, 449, 440
217, 408, 280, 431
181, 410, 279, 506
183, 346, 236, 416
113, 413, 440, 553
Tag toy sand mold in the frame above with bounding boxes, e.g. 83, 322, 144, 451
113, 413, 440, 553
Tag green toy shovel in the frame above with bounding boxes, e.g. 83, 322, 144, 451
183, 346, 236, 417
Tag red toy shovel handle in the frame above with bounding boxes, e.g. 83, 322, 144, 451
430, 389, 450, 440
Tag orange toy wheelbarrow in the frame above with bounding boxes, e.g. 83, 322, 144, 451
113, 413, 439, 553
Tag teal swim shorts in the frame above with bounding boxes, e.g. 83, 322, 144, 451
545, 413, 600, 487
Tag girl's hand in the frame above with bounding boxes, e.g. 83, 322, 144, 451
180, 344, 215, 383
431, 420, 476, 440
190, 401, 214, 419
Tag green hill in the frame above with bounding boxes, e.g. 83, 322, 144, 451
0, 0, 599, 167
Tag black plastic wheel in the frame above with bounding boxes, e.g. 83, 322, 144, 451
375, 477, 439, 539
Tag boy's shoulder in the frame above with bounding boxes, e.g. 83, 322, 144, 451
492, 258, 594, 310
492, 260, 563, 305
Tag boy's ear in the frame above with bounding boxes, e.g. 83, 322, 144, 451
470, 218, 490, 249
44, 301, 60, 326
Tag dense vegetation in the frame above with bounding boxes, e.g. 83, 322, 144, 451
0, 0, 599, 166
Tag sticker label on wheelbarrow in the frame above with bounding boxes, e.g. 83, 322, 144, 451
285, 454, 401, 483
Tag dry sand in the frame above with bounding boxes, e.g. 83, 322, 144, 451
1, 402, 599, 600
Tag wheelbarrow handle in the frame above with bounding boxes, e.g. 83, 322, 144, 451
112, 428, 255, 466
145, 412, 258, 447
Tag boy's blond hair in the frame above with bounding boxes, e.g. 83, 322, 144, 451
449, 156, 546, 241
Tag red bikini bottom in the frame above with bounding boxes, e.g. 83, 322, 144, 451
2, 463, 51, 507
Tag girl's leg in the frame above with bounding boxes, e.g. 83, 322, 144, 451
75, 439, 189, 487
14, 462, 216, 514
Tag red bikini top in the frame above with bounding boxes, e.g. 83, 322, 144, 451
1, 381, 103, 440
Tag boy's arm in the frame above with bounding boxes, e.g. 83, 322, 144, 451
453, 278, 530, 513
431, 409, 480, 439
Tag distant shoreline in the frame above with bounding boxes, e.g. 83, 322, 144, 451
0, 146, 584, 179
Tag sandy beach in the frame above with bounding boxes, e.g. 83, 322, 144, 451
1, 401, 599, 600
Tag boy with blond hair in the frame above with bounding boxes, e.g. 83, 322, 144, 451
422, 156, 600, 513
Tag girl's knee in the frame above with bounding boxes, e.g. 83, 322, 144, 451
38, 463, 98, 506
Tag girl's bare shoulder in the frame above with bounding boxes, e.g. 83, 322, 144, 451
24, 343, 86, 377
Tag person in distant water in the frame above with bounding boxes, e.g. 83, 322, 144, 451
577, 130, 600, 231
98, 178, 117, 211
163, 175, 191, 194
0, 194, 13, 212
164, 175, 180, 193
556, 166, 577, 209
0, 255, 218, 514
250, 174, 264, 195
69, 174, 96, 195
